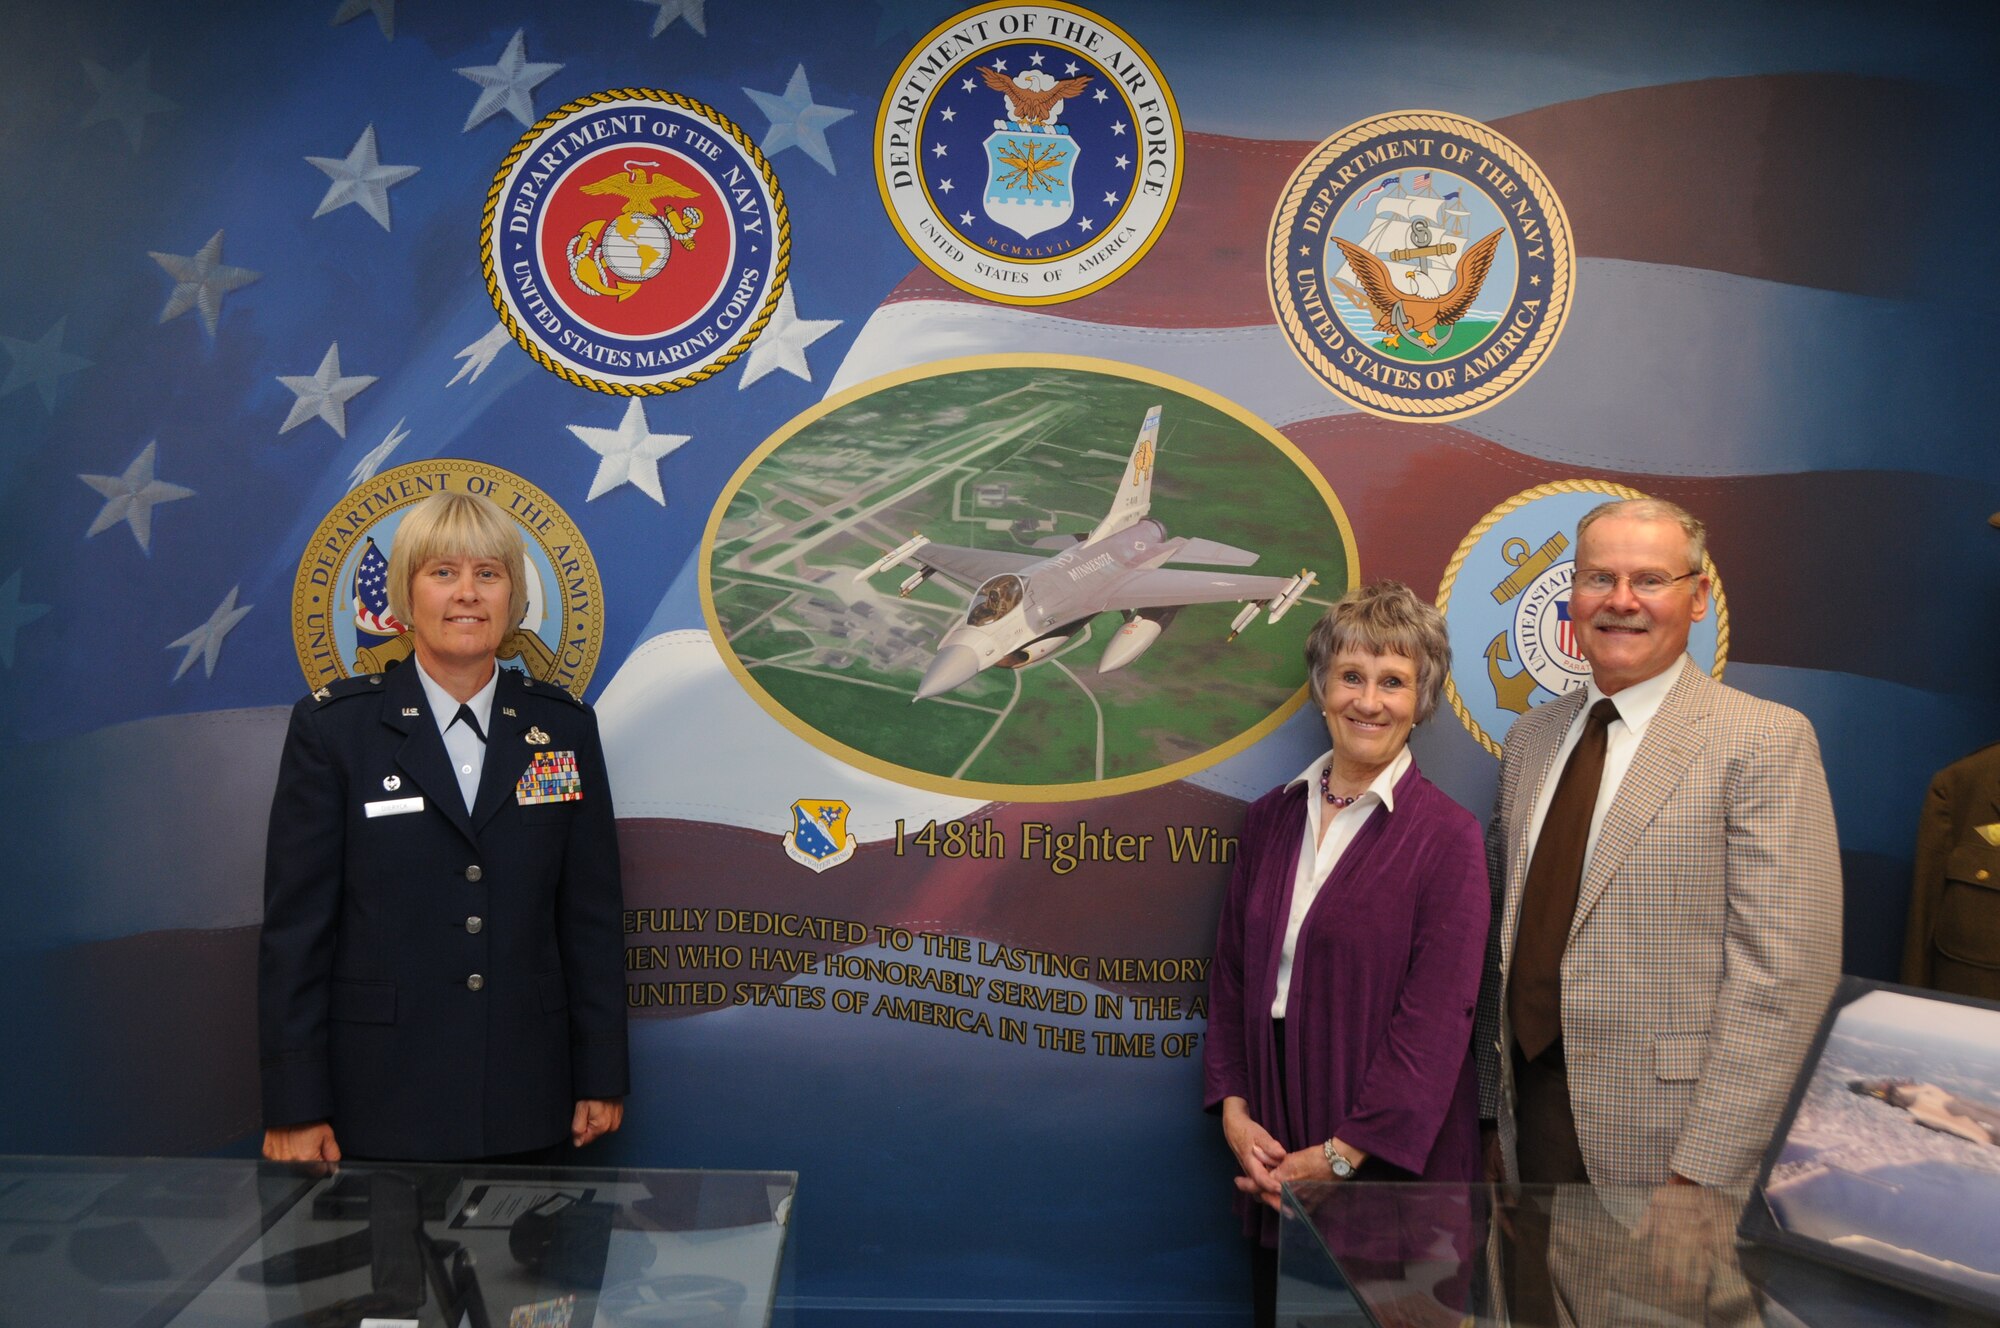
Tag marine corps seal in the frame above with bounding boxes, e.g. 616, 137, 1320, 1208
1436, 482, 1727, 756
876, 2, 1182, 305
483, 89, 789, 393
1269, 110, 1574, 421
290, 460, 606, 697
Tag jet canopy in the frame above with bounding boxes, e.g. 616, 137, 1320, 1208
967, 574, 1025, 626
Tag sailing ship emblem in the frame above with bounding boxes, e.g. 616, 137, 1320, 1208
1267, 111, 1574, 422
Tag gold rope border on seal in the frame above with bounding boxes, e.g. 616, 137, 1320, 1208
480, 88, 791, 395
1267, 110, 1574, 423
1434, 479, 1731, 758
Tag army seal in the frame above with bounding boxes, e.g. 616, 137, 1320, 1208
291, 460, 606, 697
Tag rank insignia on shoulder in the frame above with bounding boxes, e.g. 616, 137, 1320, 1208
526, 725, 550, 744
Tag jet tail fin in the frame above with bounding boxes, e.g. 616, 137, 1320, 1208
1087, 405, 1161, 543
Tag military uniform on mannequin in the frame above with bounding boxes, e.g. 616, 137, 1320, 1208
1902, 513, 2000, 1000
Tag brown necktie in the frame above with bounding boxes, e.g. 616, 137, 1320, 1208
1511, 698, 1619, 1061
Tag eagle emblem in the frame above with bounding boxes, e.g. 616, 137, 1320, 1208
567, 162, 704, 302
1331, 229, 1505, 353
978, 67, 1092, 129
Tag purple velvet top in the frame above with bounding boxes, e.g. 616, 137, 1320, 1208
1204, 760, 1489, 1234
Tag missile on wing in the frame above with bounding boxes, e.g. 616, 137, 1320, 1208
898, 567, 933, 598
1266, 570, 1317, 624
1226, 602, 1262, 641
856, 534, 931, 582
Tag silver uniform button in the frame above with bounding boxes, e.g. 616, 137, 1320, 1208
465, 864, 483, 882
466, 973, 484, 991
466, 916, 483, 934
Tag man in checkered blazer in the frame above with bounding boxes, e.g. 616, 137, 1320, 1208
1474, 498, 1842, 1190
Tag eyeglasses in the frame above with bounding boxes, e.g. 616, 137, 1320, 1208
1571, 568, 1701, 599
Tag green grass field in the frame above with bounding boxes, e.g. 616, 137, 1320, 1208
707, 365, 1352, 790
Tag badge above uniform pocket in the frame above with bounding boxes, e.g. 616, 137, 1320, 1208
517, 750, 583, 805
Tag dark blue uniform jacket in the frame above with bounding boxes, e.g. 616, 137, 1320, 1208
259, 662, 629, 1159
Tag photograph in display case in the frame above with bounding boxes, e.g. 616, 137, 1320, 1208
1741, 977, 2000, 1314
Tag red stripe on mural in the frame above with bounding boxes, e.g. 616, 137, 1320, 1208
1285, 415, 1993, 695
878, 74, 1927, 325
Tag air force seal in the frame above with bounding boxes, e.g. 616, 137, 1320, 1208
876, 2, 1182, 305
483, 89, 788, 393
1436, 483, 1728, 757
290, 460, 606, 697
1269, 111, 1573, 421
784, 798, 857, 872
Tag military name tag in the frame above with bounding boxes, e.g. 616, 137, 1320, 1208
365, 796, 425, 818
517, 751, 583, 806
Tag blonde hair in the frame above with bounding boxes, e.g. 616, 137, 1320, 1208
1304, 580, 1452, 725
385, 491, 527, 631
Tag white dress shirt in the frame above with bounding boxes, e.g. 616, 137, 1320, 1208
1271, 745, 1412, 1019
413, 659, 498, 813
1522, 656, 1684, 883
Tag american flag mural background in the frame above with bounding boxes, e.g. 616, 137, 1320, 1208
0, 0, 1994, 1321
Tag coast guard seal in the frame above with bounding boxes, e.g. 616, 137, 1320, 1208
290, 460, 607, 697
1436, 482, 1728, 757
1269, 110, 1573, 421
876, 2, 1182, 305
483, 89, 788, 393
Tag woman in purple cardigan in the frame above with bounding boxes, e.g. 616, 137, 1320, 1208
1203, 581, 1489, 1323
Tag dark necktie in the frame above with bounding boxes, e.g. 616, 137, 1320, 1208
1511, 698, 1619, 1061
451, 703, 486, 743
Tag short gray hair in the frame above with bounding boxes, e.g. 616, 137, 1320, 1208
1576, 497, 1707, 573
1304, 580, 1451, 725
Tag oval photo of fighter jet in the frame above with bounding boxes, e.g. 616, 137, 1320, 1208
701, 357, 1358, 799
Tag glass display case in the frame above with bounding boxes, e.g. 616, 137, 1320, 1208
0, 1155, 793, 1328
1279, 1180, 1979, 1327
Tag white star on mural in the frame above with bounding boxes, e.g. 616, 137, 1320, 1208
1, 318, 91, 413
1114, 153, 1130, 170
1065, 61, 1079, 75
960, 77, 973, 93
1103, 190, 1119, 206
167, 586, 252, 682
743, 64, 853, 174
940, 107, 956, 122
1029, 53, 1044, 66
958, 211, 973, 225
992, 58, 1008, 73
149, 230, 260, 337
0, 571, 51, 669
938, 178, 954, 194
348, 417, 410, 488
79, 440, 195, 554
739, 285, 840, 389
458, 29, 562, 131
931, 142, 947, 158
307, 124, 419, 231
80, 54, 176, 151
565, 398, 687, 504
1078, 217, 1094, 233
330, 0, 395, 39
1095, 88, 1110, 103
448, 323, 513, 386
278, 342, 377, 438
636, 0, 707, 36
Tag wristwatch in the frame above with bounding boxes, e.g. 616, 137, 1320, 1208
1322, 1140, 1356, 1179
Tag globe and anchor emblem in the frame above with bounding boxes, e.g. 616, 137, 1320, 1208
566, 160, 704, 301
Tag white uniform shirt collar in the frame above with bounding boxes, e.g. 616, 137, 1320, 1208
413, 658, 499, 736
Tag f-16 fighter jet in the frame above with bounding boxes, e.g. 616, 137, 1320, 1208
857, 406, 1318, 701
